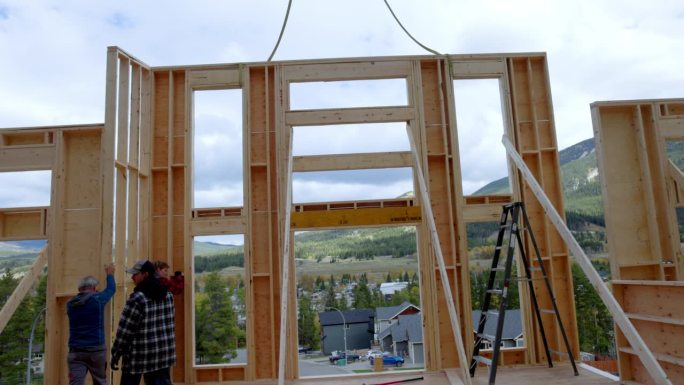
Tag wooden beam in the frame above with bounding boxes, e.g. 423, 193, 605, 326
0, 145, 54, 171
285, 106, 413, 126
450, 59, 506, 78
187, 69, 241, 88
658, 116, 684, 140
291, 205, 422, 229
190, 216, 245, 235
277, 132, 294, 385
502, 135, 673, 385
668, 160, 684, 191
0, 246, 47, 334
0, 207, 48, 240
293, 151, 411, 172
281, 60, 412, 82
408, 126, 471, 385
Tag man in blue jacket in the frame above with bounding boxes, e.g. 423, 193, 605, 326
66, 263, 116, 385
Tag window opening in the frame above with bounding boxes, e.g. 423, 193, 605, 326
193, 234, 247, 365
452, 79, 509, 195
192, 89, 243, 209
294, 226, 423, 377
290, 79, 407, 110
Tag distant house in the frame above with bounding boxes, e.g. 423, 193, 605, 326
377, 313, 424, 364
471, 309, 524, 349
319, 309, 375, 355
379, 282, 408, 299
375, 301, 420, 335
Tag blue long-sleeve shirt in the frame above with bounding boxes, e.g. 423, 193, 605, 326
66, 274, 116, 348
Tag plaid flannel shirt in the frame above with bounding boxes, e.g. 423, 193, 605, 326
111, 290, 176, 374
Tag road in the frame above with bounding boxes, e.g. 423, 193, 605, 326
298, 355, 423, 377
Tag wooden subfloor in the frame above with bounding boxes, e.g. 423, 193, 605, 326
233, 363, 617, 385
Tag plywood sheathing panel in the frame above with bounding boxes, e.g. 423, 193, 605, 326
613, 281, 684, 384
507, 56, 579, 364
44, 127, 104, 382
418, 59, 472, 369
592, 99, 684, 281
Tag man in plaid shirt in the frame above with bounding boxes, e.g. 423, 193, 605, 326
111, 260, 176, 385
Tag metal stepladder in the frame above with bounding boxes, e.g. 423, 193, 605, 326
469, 202, 578, 384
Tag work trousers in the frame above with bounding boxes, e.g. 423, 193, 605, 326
120, 367, 172, 385
67, 349, 107, 385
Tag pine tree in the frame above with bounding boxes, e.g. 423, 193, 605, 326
352, 282, 372, 309
324, 284, 337, 309
572, 263, 614, 355
0, 268, 36, 383
297, 295, 320, 350
195, 273, 239, 364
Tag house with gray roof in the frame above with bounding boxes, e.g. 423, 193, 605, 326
377, 313, 424, 364
319, 309, 375, 355
471, 309, 524, 349
374, 301, 420, 336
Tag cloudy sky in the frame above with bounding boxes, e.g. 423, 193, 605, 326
1, 0, 683, 219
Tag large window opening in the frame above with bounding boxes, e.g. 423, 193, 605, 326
0, 170, 51, 273
193, 234, 247, 366
192, 89, 243, 209
294, 226, 423, 377
453, 79, 509, 195
293, 123, 409, 156
290, 79, 407, 110
292, 168, 413, 203
0, 171, 51, 208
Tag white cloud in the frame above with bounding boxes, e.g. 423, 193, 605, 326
1, 0, 683, 208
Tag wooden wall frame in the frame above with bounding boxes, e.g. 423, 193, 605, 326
592, 99, 684, 383
0, 48, 582, 384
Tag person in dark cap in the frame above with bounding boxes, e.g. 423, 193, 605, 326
111, 260, 176, 385
66, 264, 115, 385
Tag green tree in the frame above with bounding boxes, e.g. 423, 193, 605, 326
0, 268, 38, 383
572, 263, 614, 355
388, 283, 420, 307
371, 286, 387, 308
297, 295, 320, 350
195, 272, 239, 364
352, 282, 372, 309
324, 284, 337, 309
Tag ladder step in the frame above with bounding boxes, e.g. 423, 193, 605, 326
476, 333, 497, 342
548, 349, 570, 357
510, 276, 545, 282
473, 355, 492, 366
486, 289, 503, 295
487, 310, 499, 317
491, 267, 506, 272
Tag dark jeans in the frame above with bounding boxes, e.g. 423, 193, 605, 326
120, 367, 172, 385
67, 349, 107, 385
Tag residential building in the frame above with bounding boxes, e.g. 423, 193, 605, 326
375, 301, 420, 335
471, 309, 524, 349
319, 309, 375, 355
377, 313, 424, 364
